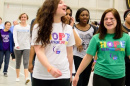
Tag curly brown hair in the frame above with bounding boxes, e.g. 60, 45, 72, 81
35, 0, 60, 47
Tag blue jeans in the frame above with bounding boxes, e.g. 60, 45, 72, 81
0, 50, 10, 73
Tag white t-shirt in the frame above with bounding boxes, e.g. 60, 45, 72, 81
31, 22, 75, 80
13, 24, 30, 50
73, 25, 95, 58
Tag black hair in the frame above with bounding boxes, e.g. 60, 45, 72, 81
75, 7, 90, 24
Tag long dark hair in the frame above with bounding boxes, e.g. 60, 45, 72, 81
35, 0, 60, 47
62, 6, 72, 24
97, 8, 126, 40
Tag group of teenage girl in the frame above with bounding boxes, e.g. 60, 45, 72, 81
0, 0, 130, 86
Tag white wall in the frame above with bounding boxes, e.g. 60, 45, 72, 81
0, 0, 128, 24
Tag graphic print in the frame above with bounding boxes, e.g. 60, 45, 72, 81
53, 46, 61, 54
50, 32, 70, 45
50, 32, 71, 54
80, 33, 92, 50
100, 41, 125, 60
110, 53, 118, 60
2, 35, 9, 42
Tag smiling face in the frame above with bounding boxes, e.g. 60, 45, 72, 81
19, 13, 28, 23
63, 9, 72, 24
79, 10, 89, 24
55, 0, 66, 17
104, 12, 117, 33
5, 22, 11, 31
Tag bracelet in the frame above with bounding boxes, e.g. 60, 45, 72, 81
47, 66, 53, 72
94, 60, 96, 62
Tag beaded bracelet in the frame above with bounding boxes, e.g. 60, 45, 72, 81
94, 60, 97, 62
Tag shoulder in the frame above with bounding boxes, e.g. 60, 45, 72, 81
14, 25, 20, 28
93, 33, 99, 38
123, 32, 129, 37
64, 24, 73, 31
33, 24, 39, 29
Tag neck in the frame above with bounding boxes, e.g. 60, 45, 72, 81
78, 22, 87, 27
107, 29, 115, 34
20, 22, 27, 26
125, 22, 130, 29
53, 15, 61, 23
4, 28, 9, 32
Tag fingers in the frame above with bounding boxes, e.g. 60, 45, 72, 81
73, 79, 78, 86
28, 68, 33, 73
16, 46, 20, 49
50, 68, 62, 78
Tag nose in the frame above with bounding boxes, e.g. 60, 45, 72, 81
66, 14, 70, 18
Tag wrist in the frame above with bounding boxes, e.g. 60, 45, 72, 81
94, 60, 96, 62
47, 66, 53, 72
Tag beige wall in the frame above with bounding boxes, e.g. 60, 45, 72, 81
0, 0, 128, 24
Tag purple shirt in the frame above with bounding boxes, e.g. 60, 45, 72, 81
1, 29, 10, 51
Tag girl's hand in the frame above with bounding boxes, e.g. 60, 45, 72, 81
28, 63, 34, 73
73, 75, 79, 86
49, 67, 62, 78
16, 46, 20, 49
91, 61, 96, 72
70, 17, 75, 27
77, 45, 83, 52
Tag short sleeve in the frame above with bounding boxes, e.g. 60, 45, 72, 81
31, 24, 42, 45
67, 27, 75, 47
125, 35, 130, 56
86, 36, 97, 56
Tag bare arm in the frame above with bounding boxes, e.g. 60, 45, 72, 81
28, 46, 35, 73
91, 52, 97, 72
34, 45, 62, 78
70, 17, 82, 47
67, 46, 73, 81
73, 29, 82, 47
73, 54, 93, 86
129, 56, 130, 59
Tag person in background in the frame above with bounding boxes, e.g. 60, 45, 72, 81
0, 17, 4, 29
62, 6, 82, 47
28, 8, 41, 84
10, 20, 18, 60
73, 7, 97, 86
62, 6, 82, 86
13, 13, 30, 84
0, 21, 14, 77
123, 9, 130, 86
10, 20, 18, 33
73, 8, 130, 86
31, 0, 75, 86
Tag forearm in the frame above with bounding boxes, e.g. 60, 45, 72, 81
34, 45, 52, 70
129, 56, 130, 59
68, 54, 73, 75
67, 47, 73, 75
73, 29, 82, 47
94, 52, 97, 61
75, 54, 93, 76
29, 46, 35, 64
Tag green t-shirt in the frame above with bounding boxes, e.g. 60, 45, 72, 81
87, 33, 130, 79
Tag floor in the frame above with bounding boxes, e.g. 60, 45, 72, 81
0, 58, 93, 86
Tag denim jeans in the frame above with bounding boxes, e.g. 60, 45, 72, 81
0, 50, 10, 73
